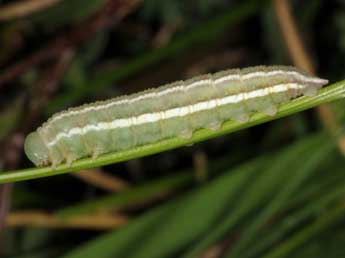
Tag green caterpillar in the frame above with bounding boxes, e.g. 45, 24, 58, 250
24, 65, 328, 167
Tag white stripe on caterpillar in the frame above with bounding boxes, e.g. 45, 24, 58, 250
47, 83, 304, 147
46, 70, 327, 124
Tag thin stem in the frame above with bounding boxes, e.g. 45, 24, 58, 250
0, 0, 61, 21
0, 80, 344, 184
74, 169, 130, 192
6, 210, 127, 230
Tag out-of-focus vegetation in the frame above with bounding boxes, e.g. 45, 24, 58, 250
1, 0, 345, 258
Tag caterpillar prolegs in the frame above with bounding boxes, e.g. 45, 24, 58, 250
24, 65, 328, 167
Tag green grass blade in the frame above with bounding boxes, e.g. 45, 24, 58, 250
61, 200, 179, 258
0, 81, 344, 183
259, 203, 345, 258
56, 172, 193, 218
242, 178, 345, 258
181, 133, 326, 258
123, 158, 266, 258
225, 135, 336, 258
56, 153, 240, 218
60, 156, 266, 258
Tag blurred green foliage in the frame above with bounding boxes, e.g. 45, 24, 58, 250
30, 0, 107, 29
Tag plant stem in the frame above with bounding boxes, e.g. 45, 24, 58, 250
0, 80, 344, 184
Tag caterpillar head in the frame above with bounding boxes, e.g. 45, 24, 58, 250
24, 132, 50, 167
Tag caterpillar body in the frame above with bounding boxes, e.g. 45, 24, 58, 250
24, 65, 328, 167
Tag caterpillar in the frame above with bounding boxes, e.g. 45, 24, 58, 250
24, 65, 328, 167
